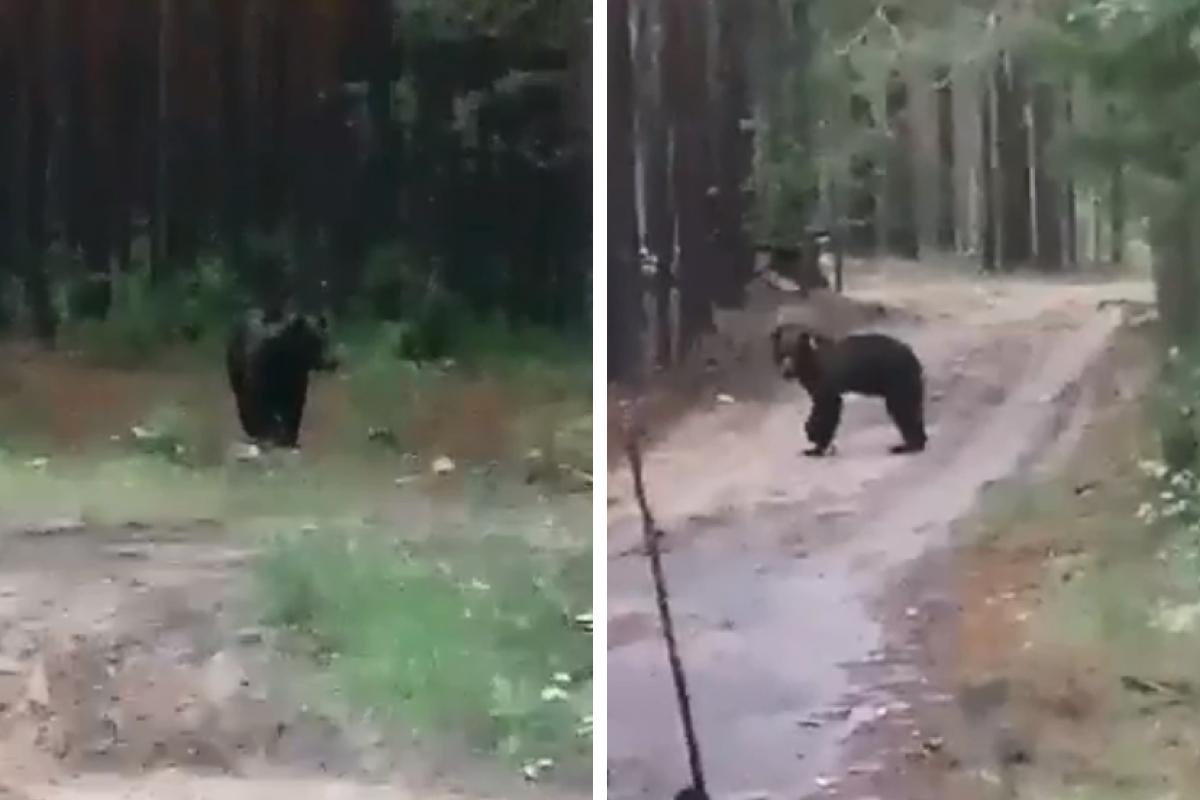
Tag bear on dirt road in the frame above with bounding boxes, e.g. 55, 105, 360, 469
770, 323, 927, 457
226, 310, 339, 449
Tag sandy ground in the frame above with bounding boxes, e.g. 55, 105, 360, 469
606, 271, 1154, 799
0, 519, 588, 800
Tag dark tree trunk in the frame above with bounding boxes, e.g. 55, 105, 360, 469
936, 70, 956, 249
1062, 79, 1077, 267
664, 0, 713, 353
883, 75, 918, 258
216, 0, 249, 280
711, 0, 753, 307
634, 0, 675, 369
1110, 165, 1125, 265
609, 0, 642, 383
979, 69, 997, 273
154, 0, 172, 278
1032, 82, 1062, 270
996, 53, 1031, 268
13, 0, 57, 343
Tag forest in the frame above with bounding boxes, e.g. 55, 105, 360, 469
0, 3, 594, 797
0, 0, 591, 352
608, 0, 1198, 380
607, 2, 1200, 799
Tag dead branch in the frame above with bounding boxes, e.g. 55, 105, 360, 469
623, 406, 709, 800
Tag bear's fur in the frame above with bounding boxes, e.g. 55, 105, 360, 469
770, 323, 926, 457
226, 310, 338, 449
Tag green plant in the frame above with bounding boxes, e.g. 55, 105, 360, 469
255, 526, 592, 773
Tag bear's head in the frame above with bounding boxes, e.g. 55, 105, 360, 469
770, 323, 829, 391
280, 313, 340, 373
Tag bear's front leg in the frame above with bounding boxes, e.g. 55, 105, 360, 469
804, 392, 843, 457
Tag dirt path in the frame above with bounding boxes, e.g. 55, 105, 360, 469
606, 276, 1153, 799
0, 522, 586, 800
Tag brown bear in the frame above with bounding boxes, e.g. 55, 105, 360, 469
226, 309, 339, 449
770, 323, 926, 457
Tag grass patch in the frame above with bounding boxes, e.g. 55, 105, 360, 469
0, 326, 592, 783
942, 329, 1200, 797
255, 524, 592, 778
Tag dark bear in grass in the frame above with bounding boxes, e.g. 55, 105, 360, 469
770, 323, 926, 457
226, 309, 339, 449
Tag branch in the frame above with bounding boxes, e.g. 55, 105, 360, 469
623, 408, 709, 800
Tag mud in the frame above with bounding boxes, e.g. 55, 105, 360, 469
606, 276, 1153, 799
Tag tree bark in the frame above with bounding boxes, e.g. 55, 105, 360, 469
1032, 81, 1062, 270
996, 53, 1031, 267
1062, 79, 1077, 266
154, 0, 172, 277
1110, 165, 1125, 264
12, 0, 56, 343
883, 75, 917, 258
634, 0, 675, 369
907, 66, 941, 256
979, 68, 997, 272
935, 69, 956, 249
949, 65, 980, 255
712, 0, 753, 307
663, 0, 713, 354
609, 0, 643, 383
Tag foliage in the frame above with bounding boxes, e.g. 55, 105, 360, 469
394, 0, 587, 45
256, 525, 592, 772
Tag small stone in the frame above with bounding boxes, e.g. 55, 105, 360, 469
25, 658, 50, 711
110, 546, 149, 560
235, 628, 264, 646
432, 456, 456, 475
24, 517, 84, 537
716, 393, 736, 404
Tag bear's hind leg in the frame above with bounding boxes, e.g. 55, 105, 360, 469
885, 391, 926, 454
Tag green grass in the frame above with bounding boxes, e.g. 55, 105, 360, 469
0, 311, 592, 782
256, 524, 592, 776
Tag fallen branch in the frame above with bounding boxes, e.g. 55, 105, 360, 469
623, 408, 709, 800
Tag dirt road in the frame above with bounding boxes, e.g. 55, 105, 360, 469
0, 520, 586, 800
606, 276, 1154, 799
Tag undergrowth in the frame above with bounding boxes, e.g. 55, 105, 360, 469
256, 525, 592, 779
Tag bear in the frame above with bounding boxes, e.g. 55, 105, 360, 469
226, 309, 339, 449
770, 323, 926, 457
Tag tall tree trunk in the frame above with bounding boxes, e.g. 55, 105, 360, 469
154, 0, 171, 278
13, 0, 56, 343
1062, 79, 1077, 266
950, 65, 980, 255
979, 68, 997, 272
634, 0, 675, 369
664, 0, 713, 354
216, 0, 249, 281
1154, 205, 1200, 470
996, 52, 1031, 268
908, 66, 940, 257
882, 75, 918, 258
935, 70, 956, 249
1110, 165, 1125, 264
712, 0, 753, 307
609, 0, 642, 383
1032, 81, 1062, 270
